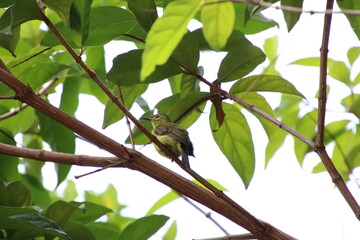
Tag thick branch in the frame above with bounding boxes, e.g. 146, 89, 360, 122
36, 2, 272, 232
0, 62, 295, 239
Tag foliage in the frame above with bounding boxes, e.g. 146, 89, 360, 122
0, 0, 360, 239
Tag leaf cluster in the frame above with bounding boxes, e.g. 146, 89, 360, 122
0, 0, 360, 239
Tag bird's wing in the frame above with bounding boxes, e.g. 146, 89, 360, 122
154, 123, 194, 156
168, 126, 194, 157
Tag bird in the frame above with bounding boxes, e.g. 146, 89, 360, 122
141, 114, 194, 168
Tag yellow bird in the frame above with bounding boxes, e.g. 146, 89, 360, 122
141, 114, 194, 168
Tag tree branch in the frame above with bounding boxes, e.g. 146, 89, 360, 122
0, 60, 295, 240
185, 70, 360, 220
317, 0, 334, 146
36, 2, 277, 232
0, 77, 59, 121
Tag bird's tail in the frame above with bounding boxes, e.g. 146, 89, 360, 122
181, 150, 191, 169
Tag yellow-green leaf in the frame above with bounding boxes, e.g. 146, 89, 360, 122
140, 0, 203, 80
201, 0, 235, 50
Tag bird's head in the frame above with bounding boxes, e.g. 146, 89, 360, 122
141, 114, 171, 128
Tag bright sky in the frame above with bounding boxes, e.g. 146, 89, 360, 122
41, 1, 360, 239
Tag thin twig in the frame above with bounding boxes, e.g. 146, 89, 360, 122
74, 161, 127, 179
118, 86, 135, 149
180, 193, 230, 235
317, 0, 334, 146
0, 96, 17, 100
195, 233, 256, 240
10, 47, 52, 68
0, 78, 59, 121
227, 0, 360, 16
123, 33, 146, 43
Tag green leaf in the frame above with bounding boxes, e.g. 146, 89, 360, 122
180, 73, 200, 98
107, 49, 182, 87
0, 181, 32, 207
45, 200, 79, 227
84, 6, 136, 46
42, 0, 74, 25
324, 120, 350, 145
140, 0, 202, 80
329, 129, 360, 179
19, 174, 51, 209
146, 179, 226, 215
42, 6, 136, 47
294, 110, 317, 165
217, 45, 265, 82
9, 213, 72, 240
328, 60, 351, 85
234, 92, 276, 141
11, 0, 42, 27
263, 36, 279, 75
136, 96, 150, 112
0, 129, 18, 181
281, 0, 303, 31
347, 47, 360, 65
0, 0, 13, 8
192, 28, 256, 52
265, 130, 287, 166
87, 222, 121, 240
163, 221, 177, 240
102, 84, 147, 129
229, 74, 305, 98
85, 184, 125, 212
342, 94, 360, 118
36, 111, 75, 187
210, 103, 255, 187
167, 91, 209, 128
63, 220, 96, 240
86, 46, 106, 81
290, 57, 321, 66
70, 201, 112, 224
60, 77, 81, 116
201, 0, 235, 50
0, 9, 20, 56
168, 74, 182, 94
171, 31, 200, 72
263, 36, 279, 62
127, 0, 158, 31
18, 62, 69, 90
233, 3, 278, 35
62, 180, 78, 202
117, 215, 169, 240
146, 191, 179, 215
70, 0, 93, 45
337, 0, 360, 40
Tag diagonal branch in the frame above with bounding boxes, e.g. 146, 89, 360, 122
185, 69, 360, 220
35, 2, 264, 227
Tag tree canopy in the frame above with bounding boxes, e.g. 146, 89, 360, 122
0, 0, 360, 239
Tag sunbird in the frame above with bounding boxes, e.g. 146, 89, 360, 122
141, 114, 194, 168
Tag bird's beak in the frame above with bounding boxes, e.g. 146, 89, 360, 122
140, 117, 151, 121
